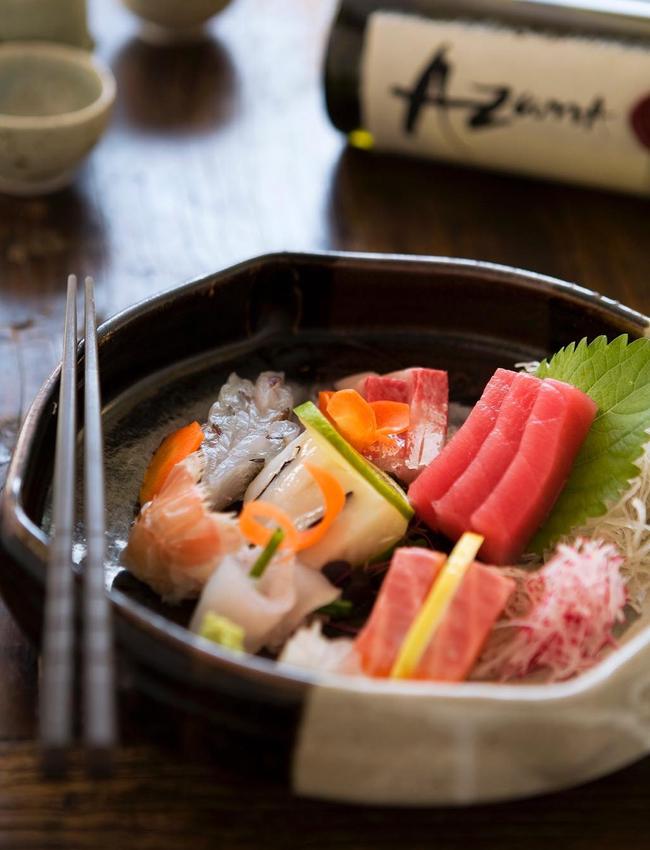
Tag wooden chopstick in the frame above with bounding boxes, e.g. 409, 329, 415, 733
40, 275, 118, 778
40, 274, 78, 776
82, 276, 117, 775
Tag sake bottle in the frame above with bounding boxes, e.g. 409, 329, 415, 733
323, 0, 650, 195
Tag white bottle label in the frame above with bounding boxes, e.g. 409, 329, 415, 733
360, 12, 650, 194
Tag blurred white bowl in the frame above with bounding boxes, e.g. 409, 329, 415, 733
121, 0, 232, 43
0, 42, 115, 196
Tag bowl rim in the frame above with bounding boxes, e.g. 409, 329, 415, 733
0, 41, 116, 129
2, 250, 649, 706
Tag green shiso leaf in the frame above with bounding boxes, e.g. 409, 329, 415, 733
531, 334, 650, 553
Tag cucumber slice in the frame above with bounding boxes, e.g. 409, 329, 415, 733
295, 402, 413, 521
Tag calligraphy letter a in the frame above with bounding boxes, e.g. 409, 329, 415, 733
391, 46, 452, 135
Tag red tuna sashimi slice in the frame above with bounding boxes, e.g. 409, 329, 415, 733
409, 368, 516, 528
363, 375, 409, 403
429, 372, 540, 541
471, 379, 597, 564
355, 548, 444, 677
414, 563, 515, 682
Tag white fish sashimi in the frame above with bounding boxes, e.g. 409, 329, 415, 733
190, 550, 295, 652
243, 432, 307, 504
279, 621, 361, 674
190, 548, 340, 653
266, 563, 340, 650
123, 454, 243, 603
201, 372, 301, 510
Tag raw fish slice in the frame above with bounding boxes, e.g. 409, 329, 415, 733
266, 562, 341, 650
471, 379, 597, 564
362, 375, 410, 480
414, 563, 515, 682
201, 372, 300, 510
280, 621, 361, 674
365, 435, 409, 482
432, 372, 540, 541
546, 377, 598, 435
355, 548, 444, 676
243, 432, 307, 504
123, 454, 243, 603
362, 368, 448, 484
362, 375, 409, 403
409, 369, 516, 528
190, 549, 296, 652
406, 368, 448, 472
190, 548, 340, 653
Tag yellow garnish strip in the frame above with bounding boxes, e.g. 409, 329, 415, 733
390, 532, 484, 679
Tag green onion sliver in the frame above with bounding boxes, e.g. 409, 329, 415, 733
249, 527, 285, 579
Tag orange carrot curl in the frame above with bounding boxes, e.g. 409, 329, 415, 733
139, 421, 204, 505
239, 463, 345, 553
320, 389, 410, 451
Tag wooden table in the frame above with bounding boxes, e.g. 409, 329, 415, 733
0, 0, 648, 846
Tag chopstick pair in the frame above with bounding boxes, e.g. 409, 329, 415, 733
39, 275, 117, 777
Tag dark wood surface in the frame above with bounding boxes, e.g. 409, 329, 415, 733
0, 0, 648, 847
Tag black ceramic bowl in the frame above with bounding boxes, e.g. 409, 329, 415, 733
1, 252, 648, 804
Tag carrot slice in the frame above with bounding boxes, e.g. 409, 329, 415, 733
371, 400, 410, 437
325, 389, 377, 450
139, 421, 204, 505
293, 462, 346, 551
239, 463, 345, 553
323, 390, 410, 450
239, 501, 299, 550
319, 390, 334, 415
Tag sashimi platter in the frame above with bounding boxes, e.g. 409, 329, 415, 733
122, 335, 650, 688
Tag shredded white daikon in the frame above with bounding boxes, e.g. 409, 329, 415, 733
559, 441, 650, 611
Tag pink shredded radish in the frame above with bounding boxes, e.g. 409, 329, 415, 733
472, 539, 626, 682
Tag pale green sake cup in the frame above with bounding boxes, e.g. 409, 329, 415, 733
121, 0, 233, 44
0, 42, 116, 196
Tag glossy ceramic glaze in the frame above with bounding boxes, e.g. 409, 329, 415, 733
1, 252, 648, 803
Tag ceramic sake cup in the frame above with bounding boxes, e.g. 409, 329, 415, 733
0, 42, 115, 196
121, 0, 232, 44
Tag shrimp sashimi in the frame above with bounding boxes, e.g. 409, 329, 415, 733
123, 453, 243, 603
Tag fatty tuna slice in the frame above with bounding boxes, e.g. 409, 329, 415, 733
431, 372, 540, 541
361, 368, 449, 484
355, 547, 514, 682
408, 369, 516, 530
414, 563, 515, 682
471, 378, 597, 564
407, 368, 449, 471
363, 375, 409, 403
355, 548, 444, 677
